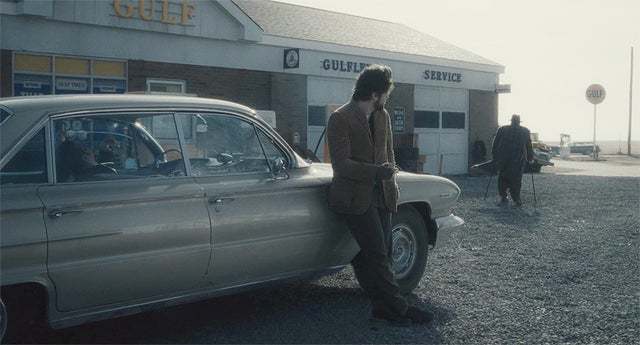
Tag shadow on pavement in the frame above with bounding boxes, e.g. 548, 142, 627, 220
6, 282, 447, 344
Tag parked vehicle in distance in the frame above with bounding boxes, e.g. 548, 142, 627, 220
550, 140, 601, 157
0, 95, 464, 339
527, 133, 554, 173
569, 142, 601, 156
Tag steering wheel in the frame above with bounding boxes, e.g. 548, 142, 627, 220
96, 162, 119, 176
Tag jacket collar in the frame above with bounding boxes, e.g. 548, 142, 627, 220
345, 101, 374, 147
347, 100, 370, 127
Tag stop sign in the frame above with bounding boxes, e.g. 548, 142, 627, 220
586, 84, 606, 104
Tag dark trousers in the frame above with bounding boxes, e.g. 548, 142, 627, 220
498, 171, 523, 202
343, 205, 408, 316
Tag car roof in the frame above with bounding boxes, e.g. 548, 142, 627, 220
1, 94, 256, 117
0, 94, 257, 161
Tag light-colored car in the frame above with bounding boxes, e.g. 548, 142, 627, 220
0, 95, 463, 338
528, 133, 554, 173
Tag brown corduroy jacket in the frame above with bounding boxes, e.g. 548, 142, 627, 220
326, 101, 399, 215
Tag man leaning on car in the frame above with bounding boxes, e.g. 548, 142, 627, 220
326, 65, 433, 326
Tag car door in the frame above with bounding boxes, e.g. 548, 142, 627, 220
177, 112, 348, 288
0, 127, 49, 285
37, 112, 212, 312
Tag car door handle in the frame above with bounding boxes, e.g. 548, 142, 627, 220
208, 197, 234, 213
48, 209, 83, 219
208, 197, 235, 205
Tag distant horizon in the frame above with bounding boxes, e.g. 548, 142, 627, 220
280, 0, 639, 142
545, 139, 640, 155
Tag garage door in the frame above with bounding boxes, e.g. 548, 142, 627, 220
414, 86, 468, 174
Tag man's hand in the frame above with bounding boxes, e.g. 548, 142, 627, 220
376, 162, 396, 181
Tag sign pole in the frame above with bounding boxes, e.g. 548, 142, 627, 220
593, 104, 598, 160
586, 83, 605, 160
629, 46, 634, 156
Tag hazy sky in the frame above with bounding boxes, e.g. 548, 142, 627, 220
279, 0, 639, 142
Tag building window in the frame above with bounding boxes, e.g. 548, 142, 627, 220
146, 79, 186, 94
55, 76, 91, 95
141, 80, 190, 141
12, 53, 127, 96
414, 110, 439, 129
14, 53, 51, 73
94, 60, 127, 77
55, 57, 90, 75
308, 106, 326, 126
92, 59, 127, 94
14, 73, 53, 97
442, 112, 466, 129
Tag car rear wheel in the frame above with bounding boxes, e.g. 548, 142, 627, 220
1, 286, 48, 342
390, 206, 429, 293
0, 298, 7, 341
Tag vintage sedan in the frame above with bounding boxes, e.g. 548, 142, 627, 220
0, 95, 463, 338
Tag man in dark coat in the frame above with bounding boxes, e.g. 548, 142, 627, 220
491, 114, 534, 206
326, 65, 432, 325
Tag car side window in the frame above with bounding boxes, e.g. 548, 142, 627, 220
0, 107, 13, 126
0, 128, 47, 185
53, 114, 186, 183
177, 113, 270, 177
256, 129, 289, 169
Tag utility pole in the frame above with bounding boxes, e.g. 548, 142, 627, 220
628, 46, 634, 156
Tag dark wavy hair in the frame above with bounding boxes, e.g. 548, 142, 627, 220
352, 64, 394, 101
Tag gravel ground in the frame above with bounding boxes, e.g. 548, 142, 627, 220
7, 158, 640, 344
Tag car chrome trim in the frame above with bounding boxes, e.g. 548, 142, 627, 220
48, 245, 211, 271
435, 214, 465, 230
44, 121, 55, 184
0, 105, 14, 126
173, 113, 192, 177
213, 230, 326, 249
39, 192, 206, 212
0, 116, 49, 169
45, 231, 124, 244
48, 265, 346, 329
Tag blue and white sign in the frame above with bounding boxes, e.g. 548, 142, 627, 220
13, 74, 52, 96
55, 77, 90, 94
93, 79, 127, 94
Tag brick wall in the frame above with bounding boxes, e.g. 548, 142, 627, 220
1, 50, 12, 98
127, 60, 271, 110
270, 72, 307, 147
469, 89, 499, 164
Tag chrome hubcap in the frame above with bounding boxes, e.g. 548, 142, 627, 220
391, 224, 417, 280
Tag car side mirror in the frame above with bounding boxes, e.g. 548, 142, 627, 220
217, 153, 234, 165
196, 124, 208, 133
271, 157, 288, 179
